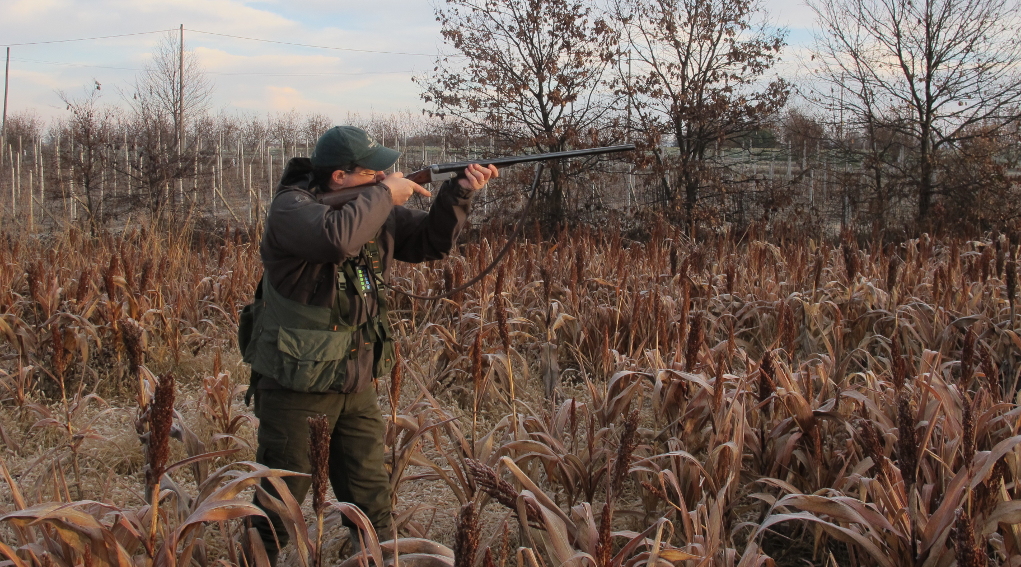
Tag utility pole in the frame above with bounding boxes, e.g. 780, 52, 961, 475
2, 47, 9, 142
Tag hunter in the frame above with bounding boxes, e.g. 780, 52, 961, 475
238, 125, 497, 564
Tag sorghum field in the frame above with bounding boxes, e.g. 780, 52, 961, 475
1, 219, 1020, 567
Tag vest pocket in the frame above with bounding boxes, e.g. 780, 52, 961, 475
374, 336, 395, 379
275, 326, 356, 392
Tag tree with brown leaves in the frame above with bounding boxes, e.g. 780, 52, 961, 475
419, 0, 623, 225
610, 0, 789, 228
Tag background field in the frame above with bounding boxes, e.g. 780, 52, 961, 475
2, 218, 1020, 566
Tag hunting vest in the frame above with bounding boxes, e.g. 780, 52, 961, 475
238, 239, 395, 393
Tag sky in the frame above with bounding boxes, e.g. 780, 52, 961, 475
0, 0, 817, 125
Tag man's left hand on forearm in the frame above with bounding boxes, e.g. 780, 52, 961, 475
458, 164, 499, 191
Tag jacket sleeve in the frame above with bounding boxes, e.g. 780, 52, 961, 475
391, 181, 474, 263
265, 186, 394, 264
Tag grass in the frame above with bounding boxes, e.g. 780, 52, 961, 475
1, 218, 1020, 567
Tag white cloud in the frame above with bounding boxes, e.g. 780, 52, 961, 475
265, 86, 319, 111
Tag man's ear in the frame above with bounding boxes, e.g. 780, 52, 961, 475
330, 169, 346, 187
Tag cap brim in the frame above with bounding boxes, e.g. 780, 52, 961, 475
356, 147, 401, 170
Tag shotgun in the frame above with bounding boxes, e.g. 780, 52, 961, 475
315, 144, 635, 299
403, 144, 636, 185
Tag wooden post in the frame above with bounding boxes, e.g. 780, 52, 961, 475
1, 47, 9, 143
28, 167, 33, 232
38, 137, 44, 216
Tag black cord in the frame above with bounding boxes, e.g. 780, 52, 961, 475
384, 163, 545, 301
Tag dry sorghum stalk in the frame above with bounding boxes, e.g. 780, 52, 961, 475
443, 265, 455, 296
145, 373, 175, 492
953, 508, 984, 567
121, 248, 135, 290
595, 501, 613, 567
684, 311, 704, 372
465, 459, 540, 520
50, 325, 67, 383
812, 254, 824, 293
779, 300, 797, 356
843, 243, 858, 282
139, 259, 153, 296
897, 391, 918, 490
759, 351, 776, 405
119, 318, 145, 376
610, 410, 639, 498
572, 245, 585, 294
962, 327, 977, 384
858, 418, 887, 474
495, 266, 511, 354
75, 266, 94, 305
887, 255, 900, 293
690, 246, 705, 273
307, 414, 330, 516
104, 254, 120, 301
452, 261, 465, 304
471, 331, 484, 398
540, 267, 552, 308
1007, 260, 1017, 312
27, 262, 43, 307
713, 352, 726, 413
454, 502, 480, 567
980, 345, 1000, 399
725, 258, 736, 295
979, 246, 993, 283
890, 332, 908, 392
975, 457, 1008, 512
962, 394, 975, 471
934, 265, 946, 304
601, 327, 612, 377
996, 234, 1005, 276
677, 281, 691, 350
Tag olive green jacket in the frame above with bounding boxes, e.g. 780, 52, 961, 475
247, 157, 473, 393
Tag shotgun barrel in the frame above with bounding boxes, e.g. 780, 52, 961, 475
405, 144, 636, 185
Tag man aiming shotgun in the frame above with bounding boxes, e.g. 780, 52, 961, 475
239, 125, 497, 564
238, 125, 632, 563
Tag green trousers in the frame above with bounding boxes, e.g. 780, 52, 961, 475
250, 386, 392, 554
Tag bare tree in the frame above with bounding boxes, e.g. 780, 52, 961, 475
809, 0, 1021, 227
125, 32, 214, 217
612, 0, 789, 229
58, 87, 114, 235
418, 0, 623, 225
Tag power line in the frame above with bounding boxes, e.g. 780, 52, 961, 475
12, 58, 142, 71
211, 71, 414, 76
3, 29, 176, 47
11, 57, 413, 76
188, 29, 437, 57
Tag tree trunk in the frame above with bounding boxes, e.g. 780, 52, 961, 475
917, 127, 934, 226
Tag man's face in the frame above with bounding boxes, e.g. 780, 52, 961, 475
330, 167, 385, 190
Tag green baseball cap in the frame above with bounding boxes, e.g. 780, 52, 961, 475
310, 126, 400, 171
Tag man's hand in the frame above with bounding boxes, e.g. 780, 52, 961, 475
381, 172, 432, 206
459, 163, 499, 191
